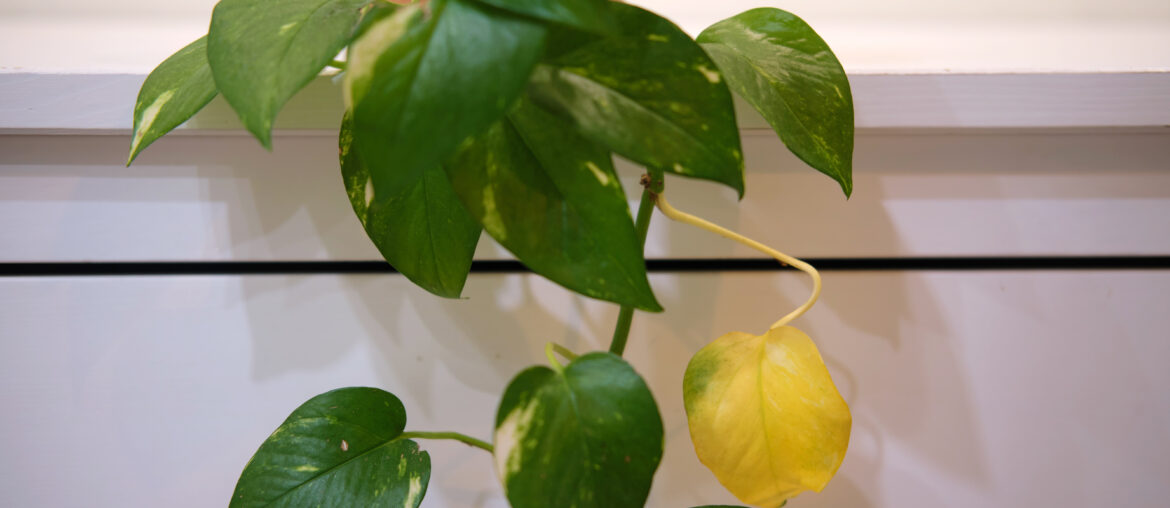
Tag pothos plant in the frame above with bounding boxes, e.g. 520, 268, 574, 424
128, 0, 855, 506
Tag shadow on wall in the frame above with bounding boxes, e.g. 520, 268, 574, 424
2, 128, 1084, 506
5, 130, 1059, 505
21, 130, 987, 506
8, 120, 1170, 506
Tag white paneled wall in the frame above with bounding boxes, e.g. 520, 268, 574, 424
3, 272, 1169, 507
2, 124, 1169, 507
3, 129, 1170, 262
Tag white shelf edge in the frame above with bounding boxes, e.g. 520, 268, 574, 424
2, 72, 1168, 134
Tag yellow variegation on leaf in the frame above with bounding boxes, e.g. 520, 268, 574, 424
683, 325, 851, 508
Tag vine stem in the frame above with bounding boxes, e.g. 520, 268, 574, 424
609, 183, 659, 356
654, 193, 821, 330
398, 431, 493, 453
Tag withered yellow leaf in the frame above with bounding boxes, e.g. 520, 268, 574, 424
684, 326, 851, 507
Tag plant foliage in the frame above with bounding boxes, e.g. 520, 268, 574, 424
129, 0, 855, 506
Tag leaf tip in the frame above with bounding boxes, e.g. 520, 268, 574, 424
639, 296, 665, 313
257, 131, 274, 151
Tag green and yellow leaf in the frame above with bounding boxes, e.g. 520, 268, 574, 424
698, 8, 854, 196
230, 387, 430, 508
494, 353, 664, 508
445, 98, 661, 312
209, 0, 373, 148
346, 0, 546, 211
684, 326, 851, 507
127, 36, 218, 165
527, 3, 744, 196
340, 113, 480, 298
471, 0, 613, 33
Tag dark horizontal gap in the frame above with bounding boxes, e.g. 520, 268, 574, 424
2, 256, 1169, 277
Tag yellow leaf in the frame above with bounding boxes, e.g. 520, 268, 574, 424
683, 326, 851, 507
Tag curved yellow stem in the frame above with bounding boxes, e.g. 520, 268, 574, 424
654, 193, 821, 330
544, 342, 579, 371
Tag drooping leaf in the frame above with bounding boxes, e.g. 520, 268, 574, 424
209, 0, 372, 148
698, 8, 854, 196
340, 114, 480, 298
471, 0, 613, 33
231, 387, 430, 508
527, 3, 744, 196
684, 326, 851, 507
494, 353, 664, 508
444, 98, 661, 312
127, 36, 218, 165
346, 0, 546, 209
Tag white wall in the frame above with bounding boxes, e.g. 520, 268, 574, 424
2, 0, 1169, 72
2, 124, 1169, 507
3, 271, 1169, 507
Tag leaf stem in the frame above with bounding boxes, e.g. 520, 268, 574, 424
609, 173, 662, 356
544, 342, 579, 371
552, 343, 579, 362
399, 431, 493, 453
327, 59, 347, 70
654, 193, 821, 330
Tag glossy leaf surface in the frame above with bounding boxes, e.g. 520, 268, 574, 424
494, 353, 664, 508
127, 36, 218, 164
684, 326, 851, 507
445, 99, 661, 311
231, 387, 430, 508
473, 0, 612, 33
340, 114, 480, 298
527, 3, 744, 196
346, 0, 546, 207
699, 8, 854, 196
209, 0, 371, 148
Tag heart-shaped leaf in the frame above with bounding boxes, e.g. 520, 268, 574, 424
209, 0, 373, 148
684, 326, 851, 507
340, 113, 480, 298
698, 8, 854, 196
127, 36, 218, 165
494, 353, 664, 508
346, 0, 546, 210
230, 387, 430, 508
445, 98, 661, 312
472, 0, 613, 33
527, 3, 744, 196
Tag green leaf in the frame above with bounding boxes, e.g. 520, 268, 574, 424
127, 36, 218, 165
209, 0, 372, 148
346, 0, 546, 212
698, 8, 854, 196
230, 387, 430, 508
494, 353, 664, 508
527, 3, 744, 196
340, 114, 481, 298
471, 0, 612, 33
445, 98, 661, 312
